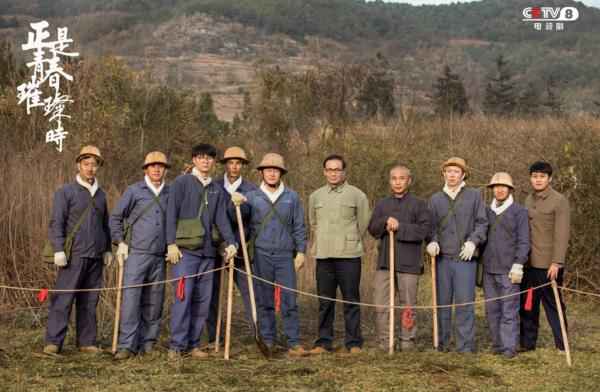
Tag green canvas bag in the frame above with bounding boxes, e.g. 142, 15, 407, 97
42, 198, 95, 264
175, 190, 208, 250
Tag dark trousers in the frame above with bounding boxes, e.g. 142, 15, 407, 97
117, 252, 165, 353
520, 267, 567, 350
483, 272, 520, 356
254, 251, 300, 347
314, 258, 362, 350
436, 256, 477, 352
206, 256, 254, 343
169, 252, 214, 351
45, 256, 103, 348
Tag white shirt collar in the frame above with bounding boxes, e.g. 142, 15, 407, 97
144, 175, 165, 197
260, 181, 285, 204
76, 174, 98, 197
491, 194, 514, 216
443, 181, 466, 200
223, 173, 242, 195
192, 167, 212, 187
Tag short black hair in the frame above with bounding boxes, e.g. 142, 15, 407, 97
529, 161, 553, 177
192, 143, 217, 159
323, 154, 346, 169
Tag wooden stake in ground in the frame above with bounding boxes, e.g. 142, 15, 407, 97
111, 254, 125, 354
214, 267, 226, 353
224, 258, 235, 360
235, 205, 270, 358
389, 230, 395, 355
431, 255, 439, 349
551, 279, 572, 366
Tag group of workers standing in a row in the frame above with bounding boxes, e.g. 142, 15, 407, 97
41, 143, 570, 361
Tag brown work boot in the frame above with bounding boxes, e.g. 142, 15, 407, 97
349, 347, 362, 354
114, 349, 132, 360
190, 347, 209, 359
79, 346, 102, 354
43, 344, 60, 355
309, 346, 329, 355
287, 345, 308, 358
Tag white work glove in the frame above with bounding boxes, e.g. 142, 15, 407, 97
294, 253, 305, 272
508, 263, 524, 284
459, 241, 476, 261
116, 242, 129, 261
231, 192, 247, 207
426, 242, 440, 257
103, 252, 114, 267
54, 251, 67, 268
224, 244, 237, 261
166, 244, 183, 265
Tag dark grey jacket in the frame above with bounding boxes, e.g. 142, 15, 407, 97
166, 174, 236, 258
110, 180, 170, 255
49, 181, 111, 259
428, 187, 488, 260
482, 203, 530, 274
368, 193, 432, 274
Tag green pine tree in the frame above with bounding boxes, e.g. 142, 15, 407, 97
431, 65, 469, 117
483, 55, 518, 116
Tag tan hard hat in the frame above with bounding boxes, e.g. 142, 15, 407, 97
256, 152, 287, 174
143, 151, 171, 169
76, 145, 103, 166
441, 157, 468, 179
219, 146, 249, 164
487, 172, 514, 189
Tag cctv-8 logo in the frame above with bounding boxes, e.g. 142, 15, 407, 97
522, 7, 579, 21
559, 7, 579, 21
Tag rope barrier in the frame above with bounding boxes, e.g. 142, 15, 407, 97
561, 286, 600, 299
0, 266, 227, 293
2, 266, 599, 309
232, 267, 552, 310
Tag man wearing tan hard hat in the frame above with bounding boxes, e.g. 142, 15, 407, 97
231, 152, 308, 357
43, 145, 113, 355
481, 172, 529, 359
426, 157, 488, 353
109, 151, 171, 359
206, 146, 258, 347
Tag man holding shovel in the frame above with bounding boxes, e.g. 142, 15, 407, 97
520, 161, 570, 352
165, 143, 237, 360
308, 154, 370, 355
368, 165, 431, 351
109, 151, 170, 360
206, 146, 258, 347
482, 172, 529, 359
43, 145, 113, 355
231, 153, 308, 357
426, 157, 488, 353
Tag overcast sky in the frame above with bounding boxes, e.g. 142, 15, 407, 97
367, 0, 600, 7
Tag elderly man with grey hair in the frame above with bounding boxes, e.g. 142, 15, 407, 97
368, 165, 431, 351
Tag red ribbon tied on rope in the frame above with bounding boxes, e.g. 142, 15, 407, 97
524, 287, 534, 311
401, 306, 415, 330
176, 277, 185, 301
274, 286, 281, 314
37, 288, 49, 303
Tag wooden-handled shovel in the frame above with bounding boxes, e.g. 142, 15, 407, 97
388, 230, 395, 355
235, 204, 271, 358
431, 255, 439, 350
214, 265, 226, 353
112, 254, 125, 354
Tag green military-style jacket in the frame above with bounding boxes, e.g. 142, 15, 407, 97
308, 182, 370, 259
